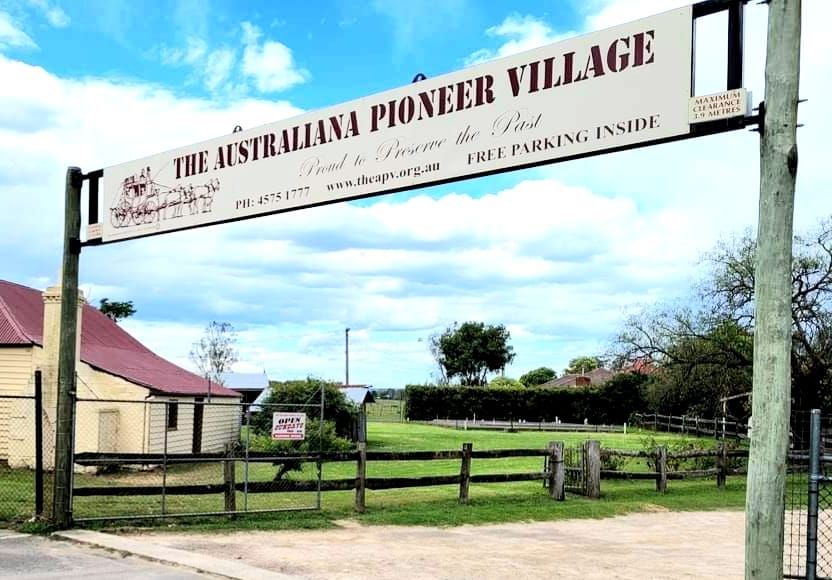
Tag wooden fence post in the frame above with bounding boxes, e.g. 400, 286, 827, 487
716, 442, 727, 489
584, 440, 601, 499
459, 442, 472, 504
355, 441, 367, 513
656, 446, 667, 493
223, 443, 236, 513
548, 441, 564, 500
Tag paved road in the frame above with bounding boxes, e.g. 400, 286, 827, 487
0, 530, 211, 579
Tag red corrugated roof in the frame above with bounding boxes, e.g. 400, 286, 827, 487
0, 280, 239, 398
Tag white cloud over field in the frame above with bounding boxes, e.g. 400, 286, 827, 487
1, 0, 830, 386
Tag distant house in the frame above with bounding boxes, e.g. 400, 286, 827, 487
0, 280, 241, 468
339, 384, 375, 442
541, 368, 615, 388
220, 371, 270, 406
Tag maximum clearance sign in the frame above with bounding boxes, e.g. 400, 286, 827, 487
98, 6, 695, 243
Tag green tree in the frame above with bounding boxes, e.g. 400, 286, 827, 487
519, 366, 556, 387
615, 218, 832, 415
189, 321, 238, 385
431, 321, 516, 386
488, 376, 524, 390
247, 378, 356, 480
564, 356, 602, 375
249, 378, 357, 440
98, 298, 136, 322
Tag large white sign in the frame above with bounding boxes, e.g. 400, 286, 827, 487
271, 412, 306, 441
99, 6, 693, 243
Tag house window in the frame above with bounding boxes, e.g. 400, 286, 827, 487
166, 401, 179, 431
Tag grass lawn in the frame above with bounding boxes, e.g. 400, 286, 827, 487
2, 422, 748, 532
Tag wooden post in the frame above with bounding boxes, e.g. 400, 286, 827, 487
355, 441, 367, 513
53, 167, 83, 529
656, 446, 667, 493
458, 442, 472, 504
34, 370, 44, 518
223, 443, 236, 513
548, 441, 564, 501
584, 440, 601, 499
695, 416, 700, 437
717, 442, 727, 490
746, 4, 801, 575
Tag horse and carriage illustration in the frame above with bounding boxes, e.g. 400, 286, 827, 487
109, 166, 220, 229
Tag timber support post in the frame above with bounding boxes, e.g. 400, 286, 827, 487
355, 441, 367, 513
53, 166, 83, 529
223, 443, 236, 513
34, 370, 43, 518
584, 440, 601, 499
458, 442, 472, 504
548, 441, 564, 500
746, 0, 802, 577
656, 446, 668, 494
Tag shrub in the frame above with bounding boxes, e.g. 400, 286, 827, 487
249, 377, 357, 440
247, 421, 353, 480
405, 372, 649, 423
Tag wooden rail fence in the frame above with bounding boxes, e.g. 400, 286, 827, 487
73, 442, 747, 513
634, 412, 750, 439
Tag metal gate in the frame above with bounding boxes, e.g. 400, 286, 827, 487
785, 409, 832, 579
70, 383, 327, 522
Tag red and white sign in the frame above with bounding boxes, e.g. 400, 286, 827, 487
98, 6, 694, 243
271, 412, 306, 440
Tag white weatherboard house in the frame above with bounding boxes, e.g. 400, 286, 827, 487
0, 280, 241, 468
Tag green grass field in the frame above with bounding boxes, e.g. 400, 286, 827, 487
1, 422, 748, 532
365, 400, 405, 422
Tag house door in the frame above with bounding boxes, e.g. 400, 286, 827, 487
98, 409, 119, 453
192, 398, 204, 453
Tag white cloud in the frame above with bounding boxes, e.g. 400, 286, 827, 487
240, 21, 309, 93
0, 11, 36, 50
2, 0, 830, 387
465, 14, 572, 66
160, 37, 237, 93
160, 22, 308, 95
26, 0, 70, 28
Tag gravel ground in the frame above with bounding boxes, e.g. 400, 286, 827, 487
144, 509, 746, 579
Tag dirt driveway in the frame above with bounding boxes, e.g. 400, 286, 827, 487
143, 509, 746, 579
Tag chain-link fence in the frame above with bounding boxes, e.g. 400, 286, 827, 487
785, 409, 832, 580
71, 395, 326, 522
0, 371, 53, 524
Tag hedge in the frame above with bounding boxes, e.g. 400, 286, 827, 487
405, 373, 648, 425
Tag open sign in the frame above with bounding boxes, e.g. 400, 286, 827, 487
271, 412, 306, 441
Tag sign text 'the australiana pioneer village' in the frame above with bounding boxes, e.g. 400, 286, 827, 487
100, 7, 693, 243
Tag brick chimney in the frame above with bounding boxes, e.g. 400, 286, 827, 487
41, 280, 84, 409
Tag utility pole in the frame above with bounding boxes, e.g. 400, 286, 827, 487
345, 327, 350, 387
54, 167, 83, 528
745, 1, 801, 577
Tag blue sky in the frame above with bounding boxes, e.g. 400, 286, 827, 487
0, 0, 829, 387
